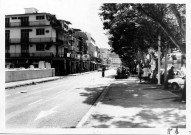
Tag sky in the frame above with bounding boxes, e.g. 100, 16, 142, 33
1, 0, 110, 49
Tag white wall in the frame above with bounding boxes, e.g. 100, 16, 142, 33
6, 28, 20, 38
6, 68, 55, 83
8, 14, 50, 23
10, 45, 21, 53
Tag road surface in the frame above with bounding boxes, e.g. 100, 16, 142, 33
5, 69, 115, 128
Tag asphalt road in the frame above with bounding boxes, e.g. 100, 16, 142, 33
5, 69, 115, 128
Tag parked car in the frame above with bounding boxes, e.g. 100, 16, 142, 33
174, 70, 185, 78
168, 76, 185, 90
115, 67, 129, 79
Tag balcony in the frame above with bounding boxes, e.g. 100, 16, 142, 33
57, 53, 67, 58
6, 52, 54, 58
5, 52, 71, 59
6, 38, 58, 44
5, 21, 50, 27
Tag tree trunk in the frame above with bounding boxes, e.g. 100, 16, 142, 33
158, 35, 161, 85
163, 47, 168, 88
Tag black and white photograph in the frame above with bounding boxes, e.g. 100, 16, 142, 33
1, 0, 190, 134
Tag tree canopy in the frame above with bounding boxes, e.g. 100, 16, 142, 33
99, 3, 185, 68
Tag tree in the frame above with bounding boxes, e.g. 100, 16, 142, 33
136, 4, 185, 53
99, 4, 168, 68
99, 4, 185, 83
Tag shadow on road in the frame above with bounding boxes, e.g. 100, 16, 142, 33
79, 86, 107, 105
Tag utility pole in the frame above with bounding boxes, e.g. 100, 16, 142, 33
158, 35, 161, 85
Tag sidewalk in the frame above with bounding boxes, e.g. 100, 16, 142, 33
77, 76, 186, 128
5, 71, 95, 89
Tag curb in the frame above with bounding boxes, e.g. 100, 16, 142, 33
76, 83, 111, 128
5, 77, 62, 89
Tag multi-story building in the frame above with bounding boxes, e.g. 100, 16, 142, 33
85, 33, 101, 71
5, 8, 78, 75
95, 46, 102, 69
5, 8, 101, 75
73, 31, 89, 72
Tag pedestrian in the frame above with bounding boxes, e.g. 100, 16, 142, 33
168, 66, 175, 80
139, 66, 143, 83
102, 66, 105, 77
181, 76, 186, 102
122, 67, 126, 75
148, 66, 152, 82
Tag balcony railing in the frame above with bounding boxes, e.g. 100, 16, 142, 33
6, 52, 54, 58
6, 38, 57, 44
5, 52, 71, 59
5, 21, 50, 27
57, 53, 67, 58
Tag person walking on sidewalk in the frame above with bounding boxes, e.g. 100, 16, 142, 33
139, 66, 143, 82
102, 66, 105, 77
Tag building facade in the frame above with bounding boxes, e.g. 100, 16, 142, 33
85, 33, 101, 70
99, 48, 111, 67
5, 8, 102, 76
108, 52, 121, 68
5, 8, 72, 75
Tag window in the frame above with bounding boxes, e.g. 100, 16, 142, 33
36, 15, 44, 20
36, 44, 45, 51
12, 17, 18, 20
36, 28, 45, 35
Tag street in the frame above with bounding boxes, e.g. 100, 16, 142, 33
3, 2, 187, 133
6, 69, 115, 128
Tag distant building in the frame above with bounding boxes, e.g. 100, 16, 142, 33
85, 33, 101, 70
99, 48, 110, 66
108, 52, 121, 68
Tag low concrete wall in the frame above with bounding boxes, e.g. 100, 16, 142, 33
6, 68, 55, 83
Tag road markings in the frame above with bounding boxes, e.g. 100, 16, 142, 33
31, 85, 64, 94
55, 90, 65, 95
35, 106, 58, 120
28, 99, 43, 106
6, 94, 11, 97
